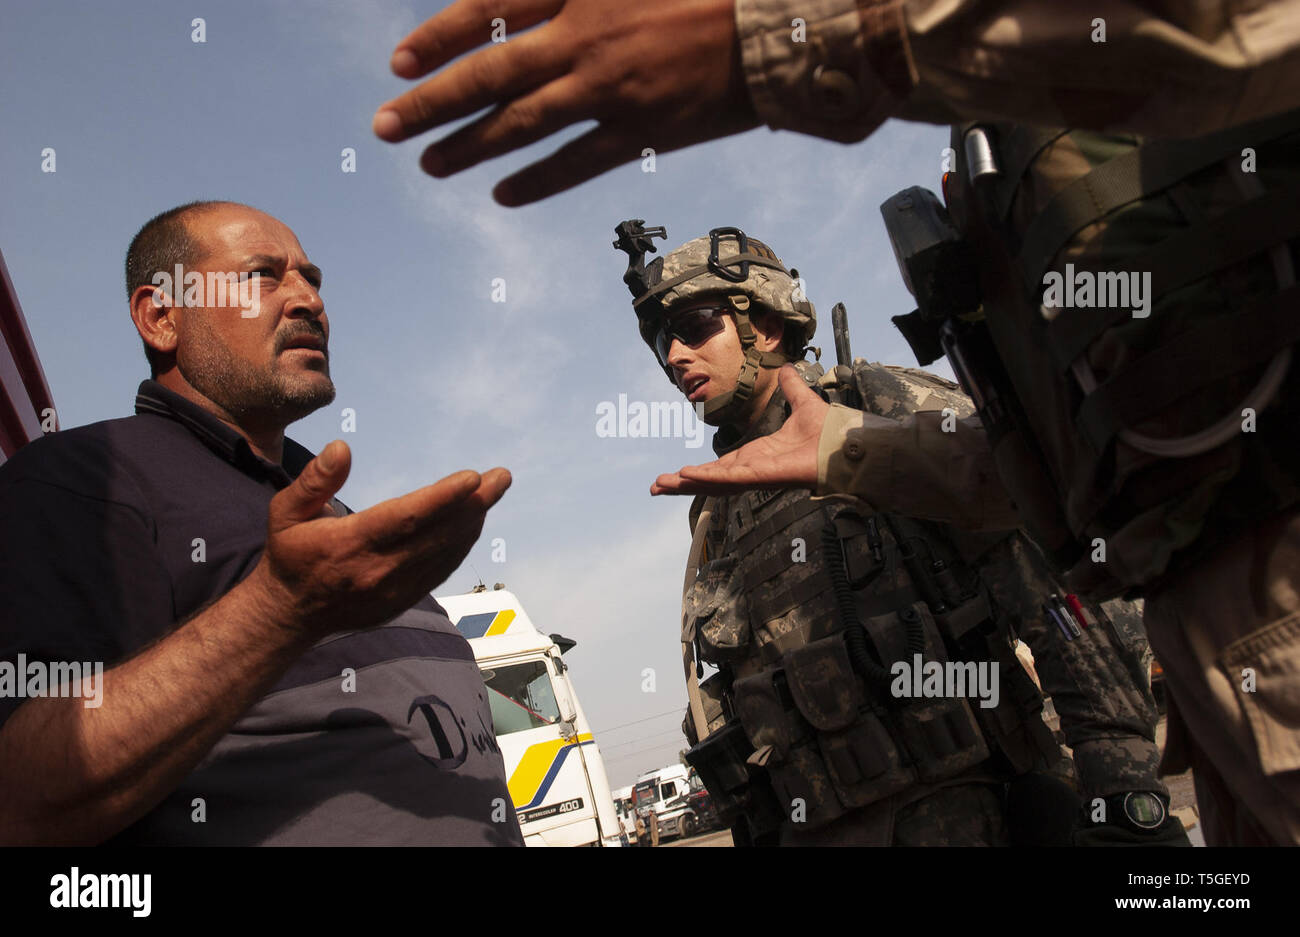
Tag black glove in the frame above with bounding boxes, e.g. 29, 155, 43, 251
1073, 791, 1192, 846
1072, 816, 1191, 846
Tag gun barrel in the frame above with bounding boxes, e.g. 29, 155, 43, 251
831, 303, 852, 367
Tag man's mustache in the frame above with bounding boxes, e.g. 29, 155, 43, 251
276, 325, 329, 355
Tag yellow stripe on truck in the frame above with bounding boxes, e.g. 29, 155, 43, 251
508, 734, 595, 809
485, 609, 516, 636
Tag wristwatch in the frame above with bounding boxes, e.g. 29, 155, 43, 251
1101, 791, 1170, 833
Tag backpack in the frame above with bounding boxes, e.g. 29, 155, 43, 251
885, 109, 1300, 597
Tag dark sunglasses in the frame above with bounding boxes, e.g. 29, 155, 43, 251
653, 306, 730, 365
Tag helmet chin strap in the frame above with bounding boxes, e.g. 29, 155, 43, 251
699, 345, 784, 425
699, 299, 786, 426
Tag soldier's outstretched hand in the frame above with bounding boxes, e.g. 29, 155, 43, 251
372, 0, 759, 206
652, 366, 827, 496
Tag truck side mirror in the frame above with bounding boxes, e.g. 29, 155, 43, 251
549, 654, 579, 724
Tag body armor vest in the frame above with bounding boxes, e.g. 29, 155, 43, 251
683, 375, 1060, 835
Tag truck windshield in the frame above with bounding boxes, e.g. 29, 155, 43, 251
634, 783, 659, 806
481, 660, 561, 735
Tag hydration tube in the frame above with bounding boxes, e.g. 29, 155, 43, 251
1070, 158, 1294, 458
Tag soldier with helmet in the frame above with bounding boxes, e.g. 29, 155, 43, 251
615, 221, 1186, 845
651, 107, 1300, 845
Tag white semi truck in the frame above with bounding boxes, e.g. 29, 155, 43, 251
632, 762, 701, 841
438, 587, 623, 847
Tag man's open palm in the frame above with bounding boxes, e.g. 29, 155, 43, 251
652, 366, 827, 495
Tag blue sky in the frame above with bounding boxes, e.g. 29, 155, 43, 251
0, 0, 951, 786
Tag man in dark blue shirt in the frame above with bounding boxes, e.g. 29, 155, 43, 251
0, 200, 523, 845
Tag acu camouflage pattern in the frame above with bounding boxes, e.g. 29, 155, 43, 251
847, 361, 975, 423
685, 361, 1054, 844
635, 232, 816, 365
850, 363, 1167, 798
888, 783, 1008, 846
778, 780, 1011, 846
684, 360, 1166, 843
970, 538, 1166, 798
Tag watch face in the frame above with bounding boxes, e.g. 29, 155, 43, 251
1124, 792, 1167, 830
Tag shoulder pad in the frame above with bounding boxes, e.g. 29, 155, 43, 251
852, 362, 975, 420
881, 364, 961, 392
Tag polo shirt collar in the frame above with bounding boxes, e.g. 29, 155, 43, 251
134, 379, 315, 484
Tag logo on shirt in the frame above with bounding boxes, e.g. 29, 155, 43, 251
407, 694, 500, 768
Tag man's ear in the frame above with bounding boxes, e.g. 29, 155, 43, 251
130, 284, 180, 362
754, 310, 785, 353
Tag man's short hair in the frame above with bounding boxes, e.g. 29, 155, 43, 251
125, 200, 244, 377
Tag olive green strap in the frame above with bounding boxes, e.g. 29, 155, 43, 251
704, 345, 787, 423
682, 502, 715, 743
733, 497, 825, 555
1018, 110, 1300, 295
990, 125, 1071, 220
1076, 282, 1300, 453
1133, 186, 1300, 298
1046, 185, 1300, 371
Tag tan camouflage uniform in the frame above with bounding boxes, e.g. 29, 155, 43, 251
735, 0, 1300, 144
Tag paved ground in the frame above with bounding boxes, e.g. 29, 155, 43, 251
661, 828, 733, 847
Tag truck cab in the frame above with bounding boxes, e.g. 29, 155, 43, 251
611, 785, 639, 845
439, 587, 622, 847
631, 763, 701, 842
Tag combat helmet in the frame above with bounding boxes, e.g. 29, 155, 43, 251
613, 221, 816, 424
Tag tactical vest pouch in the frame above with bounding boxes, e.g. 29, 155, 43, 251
783, 634, 915, 809
881, 601, 993, 783
930, 584, 1054, 775
934, 591, 994, 645
685, 720, 760, 827
731, 669, 849, 827
686, 555, 753, 662
968, 634, 1056, 776
732, 669, 802, 759
682, 671, 731, 747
